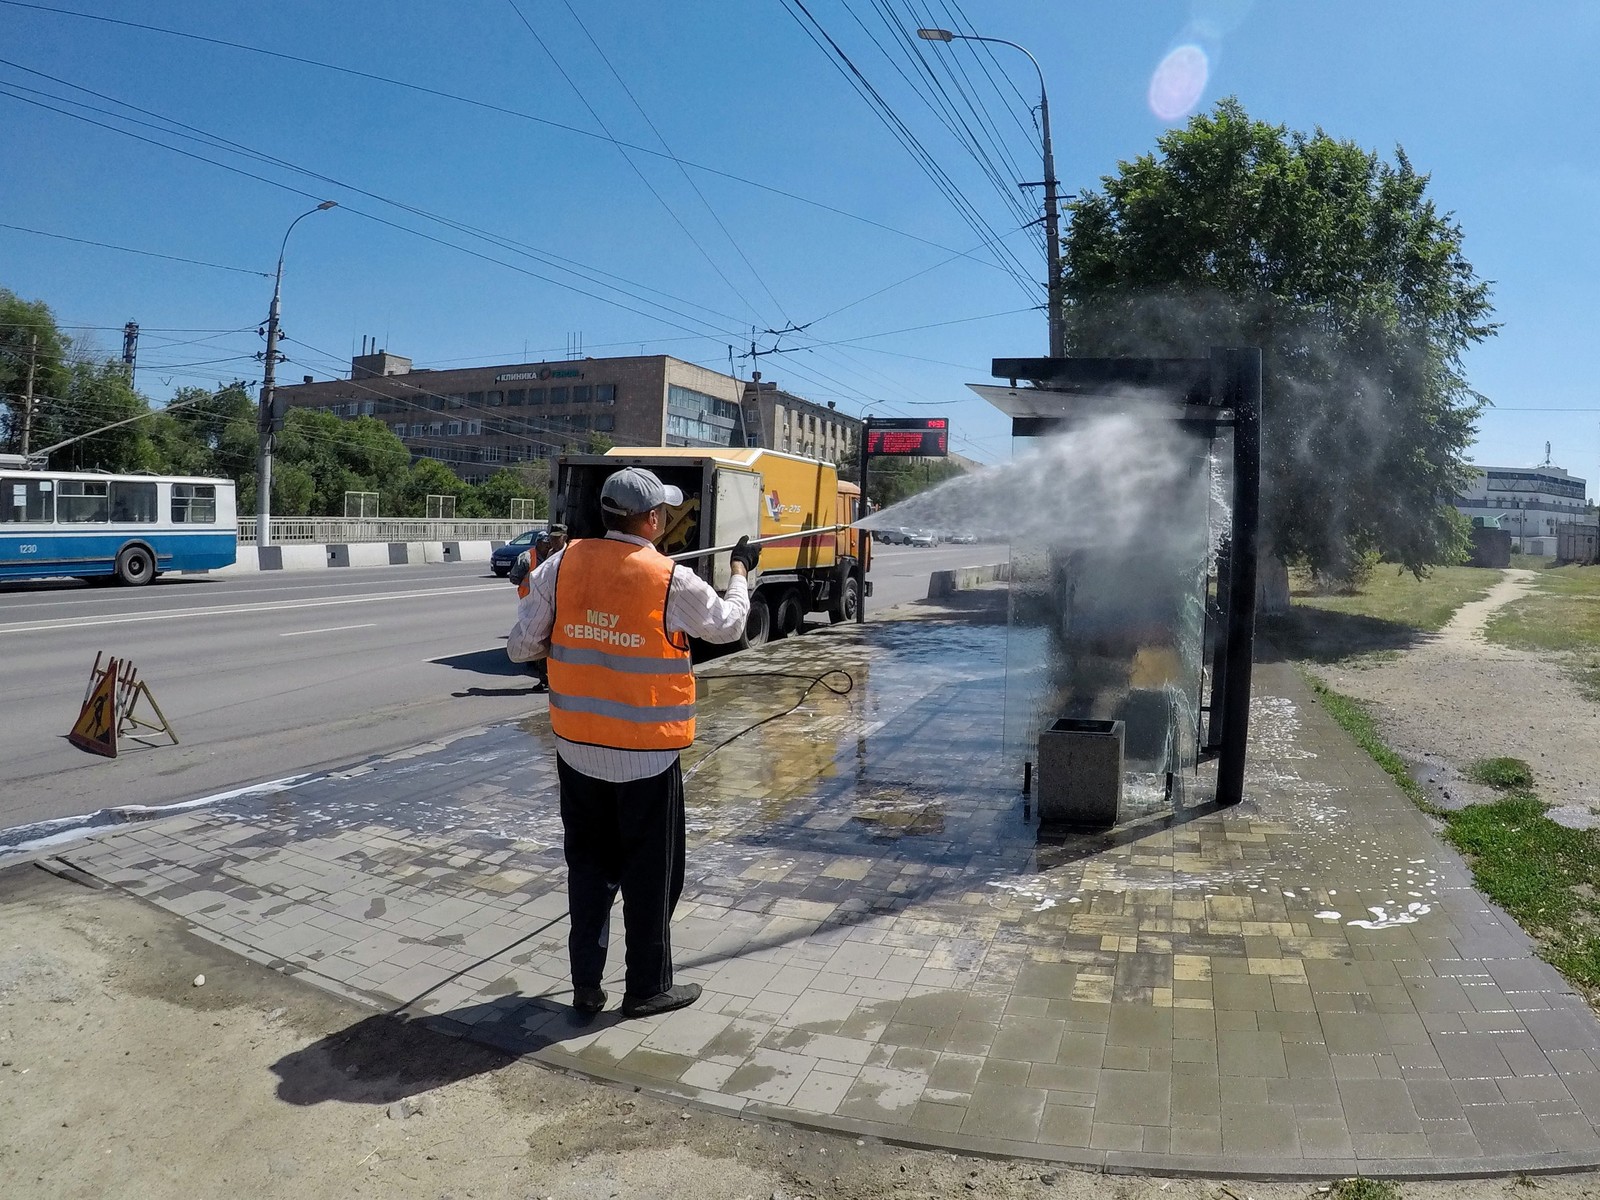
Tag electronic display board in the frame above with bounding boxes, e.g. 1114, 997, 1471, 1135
864, 417, 948, 458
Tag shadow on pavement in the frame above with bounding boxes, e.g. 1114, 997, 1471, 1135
270, 1010, 516, 1106
432, 647, 527, 676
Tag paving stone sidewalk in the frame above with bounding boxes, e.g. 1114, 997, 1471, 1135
55, 613, 1600, 1177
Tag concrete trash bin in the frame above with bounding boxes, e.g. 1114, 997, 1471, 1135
1037, 718, 1124, 830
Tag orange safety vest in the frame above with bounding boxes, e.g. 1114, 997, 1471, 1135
547, 538, 695, 751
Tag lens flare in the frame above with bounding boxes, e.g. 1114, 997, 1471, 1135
1148, 43, 1209, 122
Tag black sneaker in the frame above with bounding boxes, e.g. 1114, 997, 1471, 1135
621, 983, 701, 1019
572, 986, 607, 1015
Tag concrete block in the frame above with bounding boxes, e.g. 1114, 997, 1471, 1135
326, 543, 350, 567
927, 562, 1010, 598
346, 543, 390, 568
1037, 718, 1123, 830
277, 544, 326, 571
256, 545, 283, 571
387, 542, 410, 565
456, 539, 492, 562
420, 541, 447, 563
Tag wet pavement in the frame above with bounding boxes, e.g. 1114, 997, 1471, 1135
53, 604, 1600, 1177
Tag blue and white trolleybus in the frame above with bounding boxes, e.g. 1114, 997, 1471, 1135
0, 460, 237, 585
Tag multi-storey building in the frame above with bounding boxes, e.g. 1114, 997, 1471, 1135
277, 350, 842, 484
740, 372, 862, 465
1455, 463, 1590, 555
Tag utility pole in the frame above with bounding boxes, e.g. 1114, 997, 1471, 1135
257, 201, 336, 546
1038, 86, 1064, 359
19, 334, 37, 458
918, 27, 1064, 357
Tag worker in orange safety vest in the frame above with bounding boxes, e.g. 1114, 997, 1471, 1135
506, 468, 759, 1020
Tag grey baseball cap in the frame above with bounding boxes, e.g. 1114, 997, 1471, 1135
600, 467, 683, 515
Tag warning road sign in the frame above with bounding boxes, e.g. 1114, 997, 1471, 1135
69, 654, 120, 758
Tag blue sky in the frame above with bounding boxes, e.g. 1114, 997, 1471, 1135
3, 1, 1597, 479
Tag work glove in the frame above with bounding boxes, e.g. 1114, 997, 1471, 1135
730, 536, 761, 573
509, 549, 532, 587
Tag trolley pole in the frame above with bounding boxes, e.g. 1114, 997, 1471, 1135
19, 334, 37, 458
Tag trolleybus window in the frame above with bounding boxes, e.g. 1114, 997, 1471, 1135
57, 479, 110, 523
111, 480, 157, 523
171, 483, 217, 523
1, 476, 53, 522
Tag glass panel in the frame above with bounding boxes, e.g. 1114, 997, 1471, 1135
1, 476, 53, 522
172, 483, 217, 523
57, 479, 109, 523
467, 391, 485, 406
507, 388, 525, 406
571, 385, 591, 404
487, 390, 503, 407
548, 387, 568, 405
596, 384, 616, 405
110, 481, 157, 523
526, 388, 546, 406
1003, 420, 1216, 816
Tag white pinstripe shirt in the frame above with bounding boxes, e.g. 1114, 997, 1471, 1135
506, 531, 749, 782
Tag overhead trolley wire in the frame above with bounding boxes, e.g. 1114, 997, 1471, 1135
0, 65, 753, 341
549, 0, 796, 325
773, 0, 1041, 303
502, 0, 771, 326
0, 221, 270, 277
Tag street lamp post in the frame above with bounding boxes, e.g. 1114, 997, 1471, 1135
257, 200, 336, 546
918, 27, 1063, 358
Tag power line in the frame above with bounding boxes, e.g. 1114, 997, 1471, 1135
774, 0, 1042, 301
548, 0, 794, 323
0, 0, 1026, 277
0, 66, 753, 340
0, 221, 270, 276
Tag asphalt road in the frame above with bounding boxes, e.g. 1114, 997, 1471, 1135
0, 542, 1003, 831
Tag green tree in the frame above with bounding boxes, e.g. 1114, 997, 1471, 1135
48, 360, 159, 473
0, 288, 72, 454
402, 457, 474, 518
861, 456, 966, 510
252, 408, 414, 515
475, 466, 544, 519
1060, 99, 1494, 577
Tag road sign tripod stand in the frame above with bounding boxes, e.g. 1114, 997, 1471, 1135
76, 652, 179, 752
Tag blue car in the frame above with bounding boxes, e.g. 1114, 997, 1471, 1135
490, 529, 540, 576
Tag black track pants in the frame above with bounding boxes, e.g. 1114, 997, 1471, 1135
557, 755, 686, 999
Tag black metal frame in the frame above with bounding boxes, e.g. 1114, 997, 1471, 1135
987, 347, 1262, 807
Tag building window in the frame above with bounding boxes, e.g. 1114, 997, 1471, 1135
549, 386, 568, 405
467, 391, 484, 407
429, 422, 443, 436
467, 420, 482, 435
596, 384, 616, 405
527, 387, 545, 406
110, 482, 158, 523
446, 421, 462, 436
508, 388, 525, 406
409, 423, 423, 436
487, 390, 503, 407
594, 413, 615, 432
571, 385, 591, 404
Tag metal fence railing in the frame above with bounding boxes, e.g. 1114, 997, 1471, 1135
238, 518, 541, 544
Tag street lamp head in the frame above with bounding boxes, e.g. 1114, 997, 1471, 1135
316, 200, 338, 211
916, 27, 954, 41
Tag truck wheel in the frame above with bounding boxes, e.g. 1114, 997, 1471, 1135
773, 589, 805, 639
742, 595, 772, 647
829, 575, 860, 624
114, 544, 155, 587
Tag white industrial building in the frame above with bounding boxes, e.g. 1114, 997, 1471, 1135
1455, 463, 1590, 555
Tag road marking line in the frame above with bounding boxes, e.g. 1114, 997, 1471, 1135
280, 622, 379, 638
0, 583, 501, 636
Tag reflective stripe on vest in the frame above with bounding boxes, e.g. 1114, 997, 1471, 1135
547, 537, 695, 751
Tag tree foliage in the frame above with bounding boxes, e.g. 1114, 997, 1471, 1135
1, 284, 545, 519
1060, 99, 1495, 576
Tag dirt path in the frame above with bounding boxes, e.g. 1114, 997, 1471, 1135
1321, 568, 1600, 829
